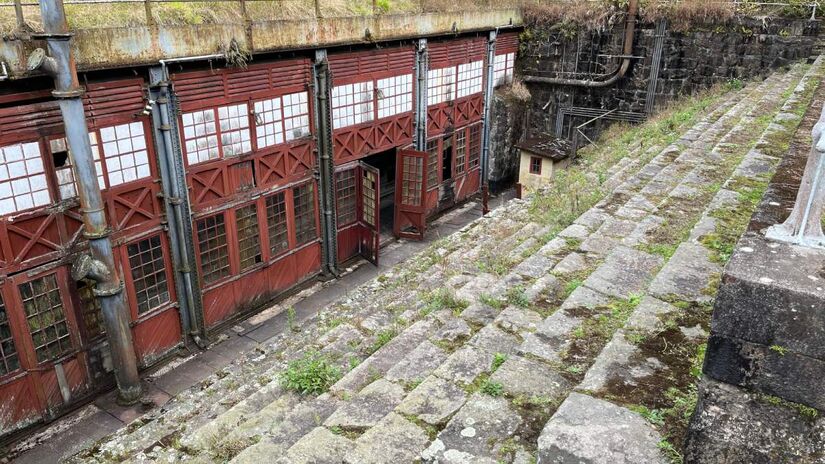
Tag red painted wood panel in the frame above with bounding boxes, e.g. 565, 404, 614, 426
497, 32, 520, 54
0, 375, 41, 434
333, 115, 413, 165
132, 309, 182, 366
329, 46, 415, 84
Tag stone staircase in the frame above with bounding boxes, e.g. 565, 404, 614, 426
66, 58, 824, 464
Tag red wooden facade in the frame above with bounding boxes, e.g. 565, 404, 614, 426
0, 79, 181, 435
0, 31, 517, 440
171, 59, 321, 329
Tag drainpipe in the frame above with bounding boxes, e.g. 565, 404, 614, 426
148, 67, 207, 349
28, 0, 141, 404
522, 0, 639, 88
481, 29, 497, 215
414, 38, 428, 150
313, 49, 339, 277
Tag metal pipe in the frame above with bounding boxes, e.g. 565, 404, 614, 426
30, 0, 141, 405
0, 61, 9, 81
480, 29, 497, 214
153, 73, 206, 348
414, 38, 428, 150
313, 49, 339, 276
523, 0, 639, 88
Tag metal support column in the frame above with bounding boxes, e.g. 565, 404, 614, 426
313, 49, 339, 276
29, 0, 141, 404
148, 67, 206, 347
480, 29, 497, 215
414, 38, 428, 150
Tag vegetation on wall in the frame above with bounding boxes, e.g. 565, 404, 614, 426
524, 0, 816, 34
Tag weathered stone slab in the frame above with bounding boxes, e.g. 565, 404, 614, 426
280, 426, 354, 464
597, 217, 638, 239
460, 303, 498, 327
457, 273, 499, 302
395, 376, 468, 425
578, 331, 666, 393
324, 379, 405, 429
558, 224, 590, 240
433, 345, 494, 385
622, 215, 666, 247
649, 242, 720, 304
525, 274, 561, 302
579, 234, 620, 257
422, 394, 522, 463
345, 413, 430, 464
513, 254, 555, 279
685, 378, 825, 463
517, 312, 582, 363
386, 340, 449, 384
489, 356, 571, 398
538, 393, 665, 464
539, 237, 569, 258
494, 306, 542, 335
560, 286, 610, 312
584, 247, 663, 299
625, 296, 678, 332
468, 325, 520, 356
574, 209, 609, 230
553, 252, 588, 275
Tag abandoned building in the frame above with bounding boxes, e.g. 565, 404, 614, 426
1, 0, 824, 463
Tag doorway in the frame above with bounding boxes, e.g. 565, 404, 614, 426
361, 148, 397, 244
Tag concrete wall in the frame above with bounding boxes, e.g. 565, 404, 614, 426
522, 16, 820, 141
517, 151, 569, 193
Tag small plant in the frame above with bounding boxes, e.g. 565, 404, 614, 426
480, 380, 504, 397
629, 404, 665, 426
564, 279, 583, 296
769, 344, 788, 356
280, 351, 342, 395
658, 438, 684, 464
479, 293, 506, 310
369, 327, 398, 354
287, 306, 299, 332
506, 286, 531, 308
491, 353, 508, 372
423, 288, 469, 316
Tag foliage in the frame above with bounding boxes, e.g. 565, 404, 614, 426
491, 353, 508, 372
480, 380, 504, 397
369, 327, 399, 353
422, 288, 470, 316
280, 351, 342, 395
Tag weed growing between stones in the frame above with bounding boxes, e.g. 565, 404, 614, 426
280, 351, 342, 395
479, 293, 506, 310
562, 294, 644, 369
491, 353, 508, 372
368, 327, 399, 354
755, 393, 820, 422
421, 288, 469, 316
505, 286, 530, 308
480, 380, 504, 397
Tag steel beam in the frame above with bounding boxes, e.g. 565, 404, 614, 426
313, 49, 339, 276
414, 38, 428, 150
481, 29, 497, 214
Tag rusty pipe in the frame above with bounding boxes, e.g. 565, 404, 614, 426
29, 0, 142, 405
523, 0, 638, 88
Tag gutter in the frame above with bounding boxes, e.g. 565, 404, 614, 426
523, 0, 639, 88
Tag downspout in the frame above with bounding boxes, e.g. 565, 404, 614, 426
28, 0, 141, 404
313, 49, 339, 277
150, 67, 207, 349
481, 29, 497, 215
414, 38, 428, 150
523, 0, 639, 88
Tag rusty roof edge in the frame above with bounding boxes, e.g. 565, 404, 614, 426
0, 8, 523, 79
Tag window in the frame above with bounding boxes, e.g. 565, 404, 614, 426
376, 74, 413, 119
253, 97, 284, 149
335, 169, 357, 226
100, 122, 151, 187
196, 213, 230, 285
0, 295, 20, 376
19, 274, 72, 363
401, 155, 423, 206
50, 136, 105, 200
455, 131, 467, 175
427, 67, 455, 105
332, 81, 374, 129
456, 60, 484, 98
127, 235, 170, 314
282, 92, 311, 141
0, 141, 50, 216
236, 203, 262, 271
494, 52, 515, 87
253, 92, 312, 149
426, 139, 439, 189
182, 109, 219, 165
293, 183, 317, 245
469, 125, 481, 169
266, 192, 289, 256
76, 278, 104, 338
529, 156, 542, 175
218, 103, 252, 157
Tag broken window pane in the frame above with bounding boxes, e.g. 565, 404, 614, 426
266, 192, 289, 256
293, 183, 317, 246
19, 274, 72, 363
236, 203, 262, 271
335, 169, 357, 226
196, 213, 231, 285
76, 278, 104, 339
127, 234, 170, 314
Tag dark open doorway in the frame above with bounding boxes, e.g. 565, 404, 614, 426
361, 148, 397, 244
442, 136, 453, 181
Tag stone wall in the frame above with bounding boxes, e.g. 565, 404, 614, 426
487, 16, 822, 188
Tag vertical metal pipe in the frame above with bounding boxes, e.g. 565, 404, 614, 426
480, 29, 497, 215
313, 49, 338, 276
35, 0, 141, 404
414, 38, 428, 150
13, 0, 25, 30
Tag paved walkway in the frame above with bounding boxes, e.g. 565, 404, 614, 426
14, 58, 824, 464
8, 192, 514, 464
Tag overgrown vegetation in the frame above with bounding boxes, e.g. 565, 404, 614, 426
280, 351, 342, 395
421, 288, 470, 316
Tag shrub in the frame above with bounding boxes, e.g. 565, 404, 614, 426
280, 351, 342, 395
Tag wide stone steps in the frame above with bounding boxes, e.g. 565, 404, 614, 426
536, 57, 824, 463
66, 61, 817, 464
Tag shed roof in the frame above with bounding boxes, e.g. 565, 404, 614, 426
517, 136, 572, 161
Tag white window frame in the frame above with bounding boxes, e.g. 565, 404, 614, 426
376, 74, 413, 120
427, 66, 456, 106
332, 81, 375, 130
456, 60, 484, 99
494, 52, 515, 87
0, 141, 50, 216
